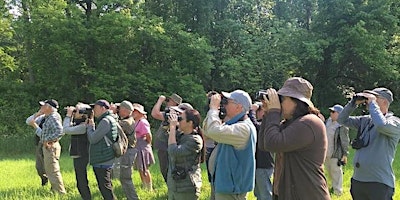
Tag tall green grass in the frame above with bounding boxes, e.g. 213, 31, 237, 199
1, 147, 400, 199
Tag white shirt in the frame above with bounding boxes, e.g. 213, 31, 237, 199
325, 117, 340, 158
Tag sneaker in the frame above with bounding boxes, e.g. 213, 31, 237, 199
41, 177, 48, 186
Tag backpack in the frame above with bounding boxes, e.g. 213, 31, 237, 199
104, 115, 129, 157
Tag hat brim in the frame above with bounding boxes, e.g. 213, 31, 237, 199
39, 101, 45, 106
170, 106, 184, 113
221, 91, 231, 99
133, 108, 147, 114
277, 89, 314, 107
363, 90, 380, 96
168, 98, 181, 105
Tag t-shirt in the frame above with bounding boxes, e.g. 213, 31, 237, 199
135, 119, 151, 138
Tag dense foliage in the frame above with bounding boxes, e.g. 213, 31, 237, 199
1, 0, 400, 144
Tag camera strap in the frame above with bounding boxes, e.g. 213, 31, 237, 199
355, 122, 373, 147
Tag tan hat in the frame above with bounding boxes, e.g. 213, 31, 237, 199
178, 103, 193, 110
119, 100, 134, 111
277, 77, 314, 107
169, 102, 194, 113
168, 93, 182, 105
132, 103, 147, 114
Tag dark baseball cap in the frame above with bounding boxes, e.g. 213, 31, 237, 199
94, 99, 110, 109
39, 99, 59, 109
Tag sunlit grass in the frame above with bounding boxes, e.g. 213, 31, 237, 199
1, 148, 400, 199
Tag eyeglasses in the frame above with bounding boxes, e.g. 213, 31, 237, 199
330, 110, 336, 113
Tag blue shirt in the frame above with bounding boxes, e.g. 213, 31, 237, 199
338, 100, 400, 188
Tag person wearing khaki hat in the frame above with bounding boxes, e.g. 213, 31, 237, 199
258, 77, 330, 200
132, 103, 155, 191
119, 100, 134, 112
167, 93, 183, 105
338, 87, 400, 200
151, 93, 184, 184
115, 100, 139, 199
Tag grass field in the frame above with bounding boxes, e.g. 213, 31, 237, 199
1, 148, 400, 200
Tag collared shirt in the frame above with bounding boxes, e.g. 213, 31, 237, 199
40, 112, 64, 142
203, 109, 250, 149
325, 118, 340, 157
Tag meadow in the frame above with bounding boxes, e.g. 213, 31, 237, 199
1, 148, 400, 200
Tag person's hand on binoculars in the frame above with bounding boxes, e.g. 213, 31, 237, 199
262, 88, 281, 111
65, 106, 75, 117
209, 94, 221, 110
168, 113, 179, 128
353, 92, 376, 105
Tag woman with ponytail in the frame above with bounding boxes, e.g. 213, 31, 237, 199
167, 108, 205, 200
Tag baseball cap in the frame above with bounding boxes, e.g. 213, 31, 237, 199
95, 99, 110, 109
221, 89, 252, 112
39, 99, 59, 109
364, 87, 393, 103
329, 104, 343, 113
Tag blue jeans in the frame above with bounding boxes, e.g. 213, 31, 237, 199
254, 168, 273, 200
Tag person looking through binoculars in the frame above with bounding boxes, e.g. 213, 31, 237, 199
338, 88, 400, 200
166, 108, 205, 200
63, 103, 92, 200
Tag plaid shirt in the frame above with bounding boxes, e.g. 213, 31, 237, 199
41, 112, 64, 142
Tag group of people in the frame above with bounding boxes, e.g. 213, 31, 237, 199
25, 76, 400, 200
26, 99, 155, 199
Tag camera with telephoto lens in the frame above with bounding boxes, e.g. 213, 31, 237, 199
162, 108, 182, 126
207, 91, 227, 120
172, 166, 187, 180
78, 108, 93, 118
255, 90, 283, 102
337, 160, 346, 166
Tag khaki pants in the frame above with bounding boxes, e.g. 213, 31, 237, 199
168, 191, 200, 200
325, 158, 343, 195
43, 141, 66, 194
215, 193, 247, 200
